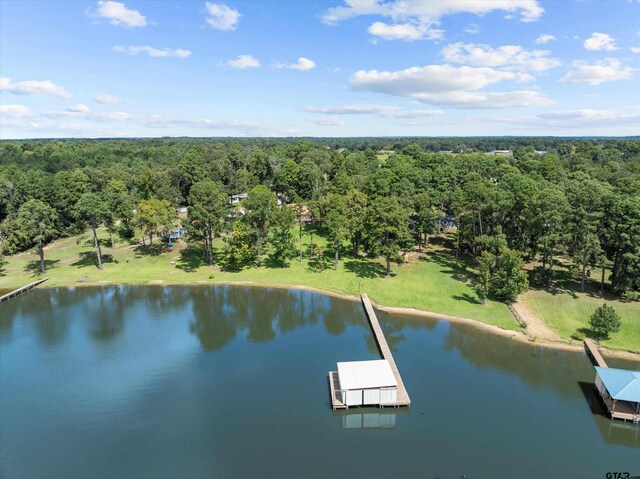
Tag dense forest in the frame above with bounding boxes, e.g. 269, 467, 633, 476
1, 137, 639, 301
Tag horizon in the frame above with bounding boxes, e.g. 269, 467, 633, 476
1, 0, 640, 139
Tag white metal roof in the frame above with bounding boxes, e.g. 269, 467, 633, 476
337, 360, 397, 390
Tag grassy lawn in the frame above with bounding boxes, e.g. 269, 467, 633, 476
521, 269, 640, 353
0, 229, 518, 331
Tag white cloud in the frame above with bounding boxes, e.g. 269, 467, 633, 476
145, 115, 264, 131
95, 112, 133, 122
584, 32, 617, 51
304, 103, 443, 118
368, 22, 443, 41
485, 108, 640, 129
205, 2, 241, 31
631, 47, 640, 54
308, 118, 346, 126
321, 1, 544, 42
560, 58, 633, 85
94, 93, 121, 104
43, 104, 133, 122
0, 104, 32, 118
113, 45, 192, 58
465, 23, 480, 34
349, 64, 551, 108
92, 1, 147, 28
67, 103, 91, 114
227, 54, 260, 69
274, 57, 316, 71
535, 34, 555, 44
442, 43, 560, 72
0, 76, 72, 98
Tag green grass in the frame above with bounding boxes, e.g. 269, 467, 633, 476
0, 229, 518, 331
523, 288, 640, 353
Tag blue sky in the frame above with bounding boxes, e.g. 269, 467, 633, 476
1, 0, 639, 138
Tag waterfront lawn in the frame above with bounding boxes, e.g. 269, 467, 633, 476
0, 229, 518, 331
522, 287, 640, 353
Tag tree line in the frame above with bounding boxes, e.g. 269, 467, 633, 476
1, 138, 638, 301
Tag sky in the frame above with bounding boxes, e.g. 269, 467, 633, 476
0, 0, 639, 138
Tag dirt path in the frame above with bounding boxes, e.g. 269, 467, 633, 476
511, 295, 563, 342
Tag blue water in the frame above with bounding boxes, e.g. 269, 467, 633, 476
0, 286, 638, 478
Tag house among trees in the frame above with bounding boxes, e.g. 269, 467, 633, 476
164, 226, 187, 241
229, 193, 248, 205
594, 366, 640, 422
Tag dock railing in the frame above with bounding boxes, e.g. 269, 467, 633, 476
0, 278, 49, 304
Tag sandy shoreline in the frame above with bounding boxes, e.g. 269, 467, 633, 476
7, 278, 640, 362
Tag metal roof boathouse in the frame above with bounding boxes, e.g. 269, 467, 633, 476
594, 366, 640, 422
335, 360, 398, 407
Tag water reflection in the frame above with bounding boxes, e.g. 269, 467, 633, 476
335, 409, 405, 429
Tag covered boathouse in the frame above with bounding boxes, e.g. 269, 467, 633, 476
594, 366, 640, 422
332, 359, 398, 408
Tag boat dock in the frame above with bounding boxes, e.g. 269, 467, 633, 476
0, 278, 48, 304
585, 339, 640, 423
584, 338, 608, 368
328, 294, 411, 409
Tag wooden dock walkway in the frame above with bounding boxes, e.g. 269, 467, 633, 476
0, 278, 49, 304
584, 338, 608, 368
360, 294, 411, 407
327, 294, 411, 409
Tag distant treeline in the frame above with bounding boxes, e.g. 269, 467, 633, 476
1, 137, 638, 299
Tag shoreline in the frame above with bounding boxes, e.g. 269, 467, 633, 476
7, 278, 640, 361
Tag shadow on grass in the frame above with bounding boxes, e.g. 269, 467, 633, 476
24, 259, 61, 274
575, 326, 610, 342
452, 293, 481, 305
427, 250, 475, 284
71, 252, 116, 269
344, 258, 387, 278
133, 243, 165, 257
176, 244, 207, 272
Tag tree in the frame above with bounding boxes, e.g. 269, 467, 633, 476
565, 173, 608, 292
187, 180, 228, 266
412, 191, 442, 251
589, 304, 621, 339
364, 197, 413, 276
15, 199, 58, 273
222, 222, 253, 271
344, 189, 367, 255
475, 251, 493, 304
473, 243, 528, 303
493, 249, 529, 301
529, 186, 569, 287
243, 185, 277, 267
103, 179, 135, 240
323, 193, 348, 270
134, 198, 176, 246
268, 206, 296, 267
74, 193, 110, 270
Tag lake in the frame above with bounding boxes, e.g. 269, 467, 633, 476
0, 286, 638, 478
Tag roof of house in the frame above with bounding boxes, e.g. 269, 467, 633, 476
595, 366, 640, 402
337, 360, 397, 390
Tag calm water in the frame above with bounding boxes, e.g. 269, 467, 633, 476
0, 286, 638, 479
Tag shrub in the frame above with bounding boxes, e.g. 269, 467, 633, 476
589, 304, 621, 339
